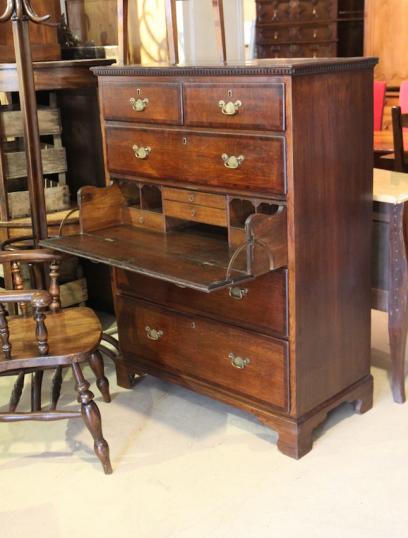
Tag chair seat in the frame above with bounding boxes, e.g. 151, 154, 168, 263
0, 307, 102, 372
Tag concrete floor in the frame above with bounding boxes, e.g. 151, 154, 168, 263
1, 310, 407, 538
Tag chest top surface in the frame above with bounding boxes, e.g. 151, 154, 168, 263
91, 57, 377, 78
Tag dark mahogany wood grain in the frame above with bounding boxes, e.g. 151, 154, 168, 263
105, 125, 286, 195
114, 268, 288, 337
116, 295, 289, 410
288, 69, 373, 415
0, 59, 114, 93
184, 82, 285, 131
99, 80, 183, 124
0, 0, 60, 63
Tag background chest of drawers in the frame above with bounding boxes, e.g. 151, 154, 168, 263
255, 0, 339, 58
43, 58, 376, 458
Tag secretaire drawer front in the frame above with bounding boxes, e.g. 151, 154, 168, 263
99, 80, 182, 124
115, 269, 288, 337
106, 126, 286, 194
117, 296, 289, 409
184, 83, 285, 131
106, 126, 181, 179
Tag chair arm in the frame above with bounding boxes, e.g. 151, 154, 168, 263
0, 249, 63, 264
0, 289, 52, 308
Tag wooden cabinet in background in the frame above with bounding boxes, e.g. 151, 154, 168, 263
255, 0, 338, 58
0, 0, 61, 63
255, 0, 365, 59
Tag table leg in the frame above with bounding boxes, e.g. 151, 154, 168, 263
388, 202, 408, 403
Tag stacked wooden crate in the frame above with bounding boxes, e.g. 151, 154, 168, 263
0, 98, 87, 306
0, 101, 69, 219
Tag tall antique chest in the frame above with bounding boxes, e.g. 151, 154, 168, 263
43, 58, 377, 458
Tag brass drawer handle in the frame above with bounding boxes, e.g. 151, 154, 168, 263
145, 326, 163, 341
229, 287, 248, 300
132, 145, 151, 160
130, 97, 149, 112
222, 154, 245, 169
228, 352, 250, 369
219, 100, 242, 116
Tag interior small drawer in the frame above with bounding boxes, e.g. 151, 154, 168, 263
184, 83, 285, 131
115, 268, 288, 338
162, 187, 226, 209
163, 199, 227, 227
116, 295, 289, 410
106, 125, 286, 195
99, 80, 183, 125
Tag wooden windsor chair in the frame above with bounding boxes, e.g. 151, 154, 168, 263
0, 249, 113, 474
392, 105, 408, 173
117, 0, 226, 65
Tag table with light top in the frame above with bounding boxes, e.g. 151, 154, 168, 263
373, 168, 408, 402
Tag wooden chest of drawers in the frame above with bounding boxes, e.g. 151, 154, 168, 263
255, 0, 338, 59
42, 58, 376, 458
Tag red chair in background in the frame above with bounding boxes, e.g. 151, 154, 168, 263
399, 80, 408, 112
374, 80, 386, 131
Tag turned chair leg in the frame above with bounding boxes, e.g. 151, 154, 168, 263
9, 371, 25, 412
50, 366, 64, 410
88, 351, 111, 403
31, 371, 44, 412
72, 362, 113, 474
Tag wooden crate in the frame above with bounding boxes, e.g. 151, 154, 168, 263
0, 103, 69, 219
60, 277, 88, 308
7, 184, 70, 219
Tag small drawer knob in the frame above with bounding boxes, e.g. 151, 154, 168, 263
189, 194, 195, 203
130, 97, 149, 112
145, 326, 164, 341
228, 352, 250, 369
229, 287, 248, 300
132, 145, 151, 160
218, 100, 242, 116
221, 154, 245, 169
191, 209, 196, 217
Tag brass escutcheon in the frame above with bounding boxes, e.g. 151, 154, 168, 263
129, 97, 149, 112
219, 99, 242, 116
132, 145, 151, 159
228, 352, 251, 369
221, 153, 245, 169
145, 326, 163, 341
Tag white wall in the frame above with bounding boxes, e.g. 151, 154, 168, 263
180, 0, 244, 63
